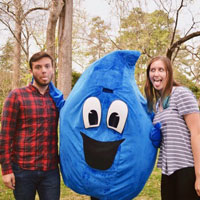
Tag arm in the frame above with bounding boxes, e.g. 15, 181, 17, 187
184, 112, 200, 196
2, 173, 15, 190
150, 122, 161, 148
0, 91, 19, 189
49, 82, 65, 111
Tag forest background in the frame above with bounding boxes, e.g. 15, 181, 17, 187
0, 0, 200, 199
0, 0, 200, 114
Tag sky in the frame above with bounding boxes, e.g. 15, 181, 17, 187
82, 0, 111, 20
82, 0, 200, 35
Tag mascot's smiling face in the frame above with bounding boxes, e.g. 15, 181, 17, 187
82, 97, 126, 170
59, 50, 157, 200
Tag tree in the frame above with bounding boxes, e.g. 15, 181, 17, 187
0, 40, 14, 71
155, 0, 200, 97
117, 8, 173, 58
46, 0, 64, 83
45, 0, 73, 98
72, 70, 81, 87
57, 0, 73, 98
0, 41, 14, 117
178, 45, 200, 86
85, 16, 112, 64
0, 0, 49, 88
106, 0, 137, 29
112, 0, 200, 62
115, 8, 174, 89
155, 0, 200, 61
12, 0, 22, 88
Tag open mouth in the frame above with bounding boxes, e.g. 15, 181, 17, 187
81, 132, 124, 170
153, 79, 162, 87
41, 77, 48, 81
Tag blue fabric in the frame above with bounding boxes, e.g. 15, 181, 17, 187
150, 122, 161, 148
32, 77, 65, 112
49, 82, 65, 111
59, 50, 158, 199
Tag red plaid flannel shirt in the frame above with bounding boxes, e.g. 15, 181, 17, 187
0, 84, 59, 175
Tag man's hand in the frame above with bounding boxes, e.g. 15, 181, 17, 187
2, 173, 15, 190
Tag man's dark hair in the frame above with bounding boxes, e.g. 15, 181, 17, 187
29, 52, 53, 69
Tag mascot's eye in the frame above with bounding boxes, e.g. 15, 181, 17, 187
83, 97, 101, 128
107, 100, 128, 133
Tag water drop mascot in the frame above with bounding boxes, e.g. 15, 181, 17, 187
49, 50, 161, 200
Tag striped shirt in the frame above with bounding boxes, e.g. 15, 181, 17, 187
153, 86, 199, 175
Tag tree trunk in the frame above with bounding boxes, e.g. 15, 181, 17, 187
57, 0, 73, 98
12, 0, 22, 89
46, 0, 64, 84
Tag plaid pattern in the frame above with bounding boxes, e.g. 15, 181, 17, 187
0, 84, 59, 175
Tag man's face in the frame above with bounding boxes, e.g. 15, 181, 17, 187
31, 57, 54, 87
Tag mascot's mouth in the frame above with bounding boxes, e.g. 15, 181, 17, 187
81, 132, 124, 170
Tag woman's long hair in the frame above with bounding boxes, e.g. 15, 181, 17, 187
144, 56, 179, 112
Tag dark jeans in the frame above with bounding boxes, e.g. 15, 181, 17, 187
12, 163, 60, 200
161, 167, 200, 200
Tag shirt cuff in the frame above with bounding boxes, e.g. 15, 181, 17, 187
1, 164, 13, 175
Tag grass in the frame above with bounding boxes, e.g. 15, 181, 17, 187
0, 165, 161, 200
135, 166, 161, 200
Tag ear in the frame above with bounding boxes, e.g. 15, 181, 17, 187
30, 70, 34, 84
31, 76, 34, 84
52, 67, 55, 75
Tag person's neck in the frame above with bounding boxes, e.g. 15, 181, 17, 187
33, 82, 48, 95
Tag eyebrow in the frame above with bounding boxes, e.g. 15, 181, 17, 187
102, 88, 113, 93
34, 64, 41, 67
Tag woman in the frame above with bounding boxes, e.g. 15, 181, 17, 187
145, 56, 200, 200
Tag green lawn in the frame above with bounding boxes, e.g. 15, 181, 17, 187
0, 166, 161, 200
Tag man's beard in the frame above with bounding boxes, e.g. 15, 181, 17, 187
33, 75, 52, 87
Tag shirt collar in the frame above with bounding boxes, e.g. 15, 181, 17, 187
29, 84, 49, 95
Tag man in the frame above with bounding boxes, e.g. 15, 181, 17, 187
0, 52, 60, 200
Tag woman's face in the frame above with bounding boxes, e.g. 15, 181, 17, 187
149, 60, 167, 93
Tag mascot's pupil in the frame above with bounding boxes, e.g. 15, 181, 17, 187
89, 110, 98, 125
109, 112, 119, 128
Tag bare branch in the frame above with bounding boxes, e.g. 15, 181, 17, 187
142, 48, 152, 58
172, 46, 180, 63
157, 0, 169, 14
23, 7, 49, 20
32, 34, 45, 51
0, 15, 27, 60
21, 20, 29, 58
0, 5, 16, 21
74, 36, 99, 45
167, 31, 200, 59
106, 33, 122, 50
184, 20, 195, 37
184, 45, 200, 60
72, 58, 86, 69
170, 0, 184, 46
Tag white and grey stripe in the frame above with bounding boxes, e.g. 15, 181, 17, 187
153, 86, 199, 175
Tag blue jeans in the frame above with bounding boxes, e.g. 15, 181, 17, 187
12, 163, 60, 200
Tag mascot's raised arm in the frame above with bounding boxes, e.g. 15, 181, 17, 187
49, 50, 161, 200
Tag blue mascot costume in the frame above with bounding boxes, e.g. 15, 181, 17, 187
49, 50, 160, 200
